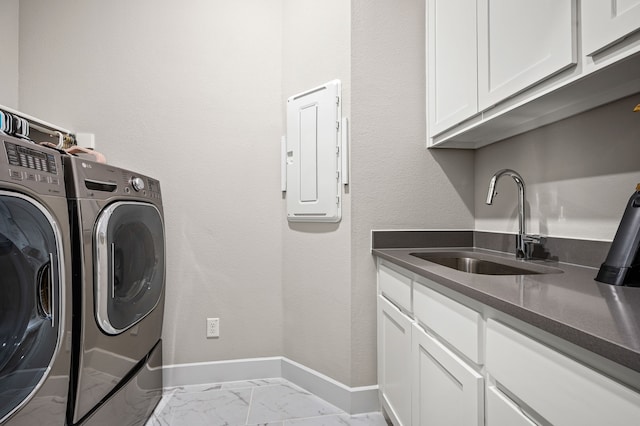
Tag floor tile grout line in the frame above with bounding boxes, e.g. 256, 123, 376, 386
242, 380, 350, 426
225, 383, 286, 391
244, 385, 256, 425
280, 412, 347, 423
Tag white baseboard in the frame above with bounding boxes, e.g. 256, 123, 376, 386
162, 357, 380, 415
162, 357, 282, 388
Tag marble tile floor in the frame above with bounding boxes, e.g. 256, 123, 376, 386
145, 378, 389, 426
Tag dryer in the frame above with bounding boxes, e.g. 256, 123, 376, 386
63, 156, 164, 425
0, 135, 72, 425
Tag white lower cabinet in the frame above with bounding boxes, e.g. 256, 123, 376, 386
379, 261, 412, 313
413, 278, 482, 364
378, 295, 412, 426
486, 385, 536, 426
486, 319, 640, 426
377, 261, 640, 426
412, 324, 483, 426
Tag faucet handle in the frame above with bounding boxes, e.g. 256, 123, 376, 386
522, 234, 544, 260
523, 234, 542, 244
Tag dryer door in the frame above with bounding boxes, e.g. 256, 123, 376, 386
94, 201, 165, 335
0, 192, 63, 423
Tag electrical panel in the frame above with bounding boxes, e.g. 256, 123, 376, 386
285, 80, 343, 223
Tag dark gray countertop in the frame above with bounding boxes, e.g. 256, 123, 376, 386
373, 247, 640, 373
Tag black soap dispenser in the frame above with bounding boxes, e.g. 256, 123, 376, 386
596, 184, 640, 286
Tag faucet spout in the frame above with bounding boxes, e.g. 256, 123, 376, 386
486, 169, 539, 259
486, 168, 526, 235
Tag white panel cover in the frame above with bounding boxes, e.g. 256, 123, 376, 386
286, 80, 342, 222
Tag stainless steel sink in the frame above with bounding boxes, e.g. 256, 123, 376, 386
410, 251, 563, 276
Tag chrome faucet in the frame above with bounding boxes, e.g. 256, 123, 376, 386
486, 169, 541, 259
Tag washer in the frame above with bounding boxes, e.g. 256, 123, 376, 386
63, 155, 164, 425
0, 135, 72, 425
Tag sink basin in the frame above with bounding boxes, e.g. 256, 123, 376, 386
410, 252, 563, 276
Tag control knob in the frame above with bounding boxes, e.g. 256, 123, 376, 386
131, 176, 145, 192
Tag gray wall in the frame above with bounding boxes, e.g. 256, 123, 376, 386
475, 94, 640, 241
280, 0, 476, 387
281, 0, 353, 385
0, 0, 19, 109
18, 0, 285, 366
350, 0, 475, 386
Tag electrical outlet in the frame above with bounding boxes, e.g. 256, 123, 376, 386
206, 318, 219, 338
76, 133, 96, 149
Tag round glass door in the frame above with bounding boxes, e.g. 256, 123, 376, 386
0, 192, 62, 423
94, 202, 165, 335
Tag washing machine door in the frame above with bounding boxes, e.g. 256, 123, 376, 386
0, 192, 63, 423
94, 201, 165, 335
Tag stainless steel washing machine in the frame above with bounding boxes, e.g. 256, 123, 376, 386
63, 155, 164, 426
0, 135, 72, 425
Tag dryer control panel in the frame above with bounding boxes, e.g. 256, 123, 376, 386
64, 155, 162, 205
118, 169, 161, 200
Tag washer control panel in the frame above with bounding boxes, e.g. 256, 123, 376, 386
5, 141, 58, 174
3, 139, 63, 193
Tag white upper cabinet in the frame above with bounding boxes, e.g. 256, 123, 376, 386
426, 0, 640, 148
427, 0, 478, 135
477, 0, 577, 110
582, 0, 640, 56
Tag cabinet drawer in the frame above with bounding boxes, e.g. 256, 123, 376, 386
486, 319, 640, 426
378, 261, 412, 313
413, 278, 482, 364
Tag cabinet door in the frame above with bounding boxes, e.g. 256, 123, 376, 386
412, 324, 483, 426
427, 0, 477, 136
582, 0, 640, 56
486, 385, 536, 426
378, 295, 412, 426
487, 319, 640, 426
477, 0, 576, 110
